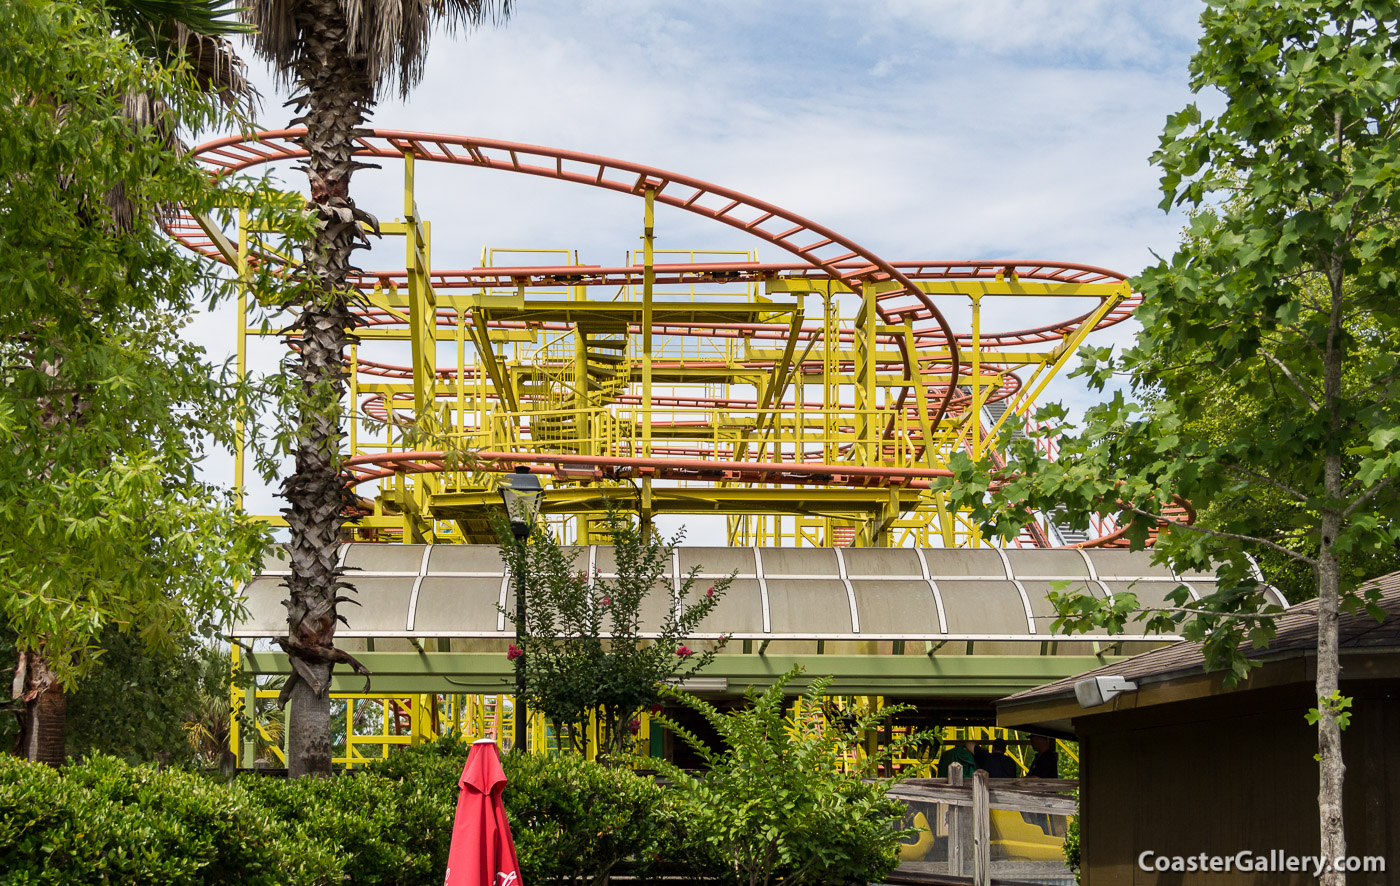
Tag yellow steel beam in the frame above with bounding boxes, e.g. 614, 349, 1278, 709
426, 485, 924, 519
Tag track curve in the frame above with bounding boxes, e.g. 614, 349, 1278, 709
177, 129, 962, 430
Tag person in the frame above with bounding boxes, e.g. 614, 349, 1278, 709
1027, 734, 1059, 778
982, 739, 1018, 778
937, 739, 980, 779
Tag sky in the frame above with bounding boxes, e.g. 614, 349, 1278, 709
195, 0, 1212, 522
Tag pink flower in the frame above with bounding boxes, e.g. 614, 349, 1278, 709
705, 586, 715, 598
506, 644, 523, 662
629, 718, 641, 735
676, 645, 693, 658
601, 595, 612, 606
717, 633, 729, 644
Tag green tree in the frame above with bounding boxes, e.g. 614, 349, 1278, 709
0, 0, 272, 765
502, 513, 732, 756
1146, 300, 1400, 603
238, 0, 513, 778
944, 4, 1400, 881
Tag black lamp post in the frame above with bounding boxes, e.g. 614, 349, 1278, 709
497, 465, 543, 752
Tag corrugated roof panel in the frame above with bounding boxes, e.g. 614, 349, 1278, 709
1018, 579, 1106, 634
852, 579, 942, 635
426, 545, 505, 573
1086, 549, 1176, 579
841, 547, 924, 577
411, 576, 504, 634
345, 543, 423, 573
692, 578, 765, 635
339, 576, 416, 633
938, 580, 1033, 634
1101, 581, 1186, 635
637, 578, 678, 632
676, 546, 756, 576
761, 547, 839, 576
766, 579, 852, 634
238, 577, 289, 634
921, 549, 1008, 578
1003, 549, 1092, 579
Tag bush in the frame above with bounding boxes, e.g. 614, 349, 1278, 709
504, 751, 671, 885
0, 729, 912, 886
651, 668, 915, 886
1058, 747, 1081, 883
361, 737, 673, 886
0, 753, 339, 885
240, 771, 453, 886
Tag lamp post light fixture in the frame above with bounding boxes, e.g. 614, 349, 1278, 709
497, 466, 544, 752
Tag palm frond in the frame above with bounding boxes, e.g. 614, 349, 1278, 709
243, 0, 512, 98
108, 0, 252, 39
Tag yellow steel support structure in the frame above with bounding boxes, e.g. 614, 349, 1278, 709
223, 153, 1138, 764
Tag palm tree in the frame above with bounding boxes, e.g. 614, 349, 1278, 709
239, 0, 512, 777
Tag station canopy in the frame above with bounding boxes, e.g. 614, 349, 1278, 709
235, 545, 1287, 645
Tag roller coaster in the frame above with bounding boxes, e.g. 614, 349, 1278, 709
171, 130, 1234, 770
176, 129, 1142, 551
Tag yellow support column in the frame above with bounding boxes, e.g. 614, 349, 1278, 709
640, 187, 656, 534
229, 644, 242, 764
642, 186, 655, 458
233, 208, 249, 510
968, 291, 984, 548
853, 283, 878, 468
403, 149, 438, 543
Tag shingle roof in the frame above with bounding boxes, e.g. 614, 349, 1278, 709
998, 571, 1400, 707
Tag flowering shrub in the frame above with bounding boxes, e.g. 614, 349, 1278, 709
498, 510, 734, 754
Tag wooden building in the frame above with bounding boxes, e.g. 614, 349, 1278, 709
997, 573, 1400, 886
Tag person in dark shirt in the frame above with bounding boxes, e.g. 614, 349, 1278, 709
937, 739, 980, 778
1027, 734, 1059, 778
982, 739, 1019, 778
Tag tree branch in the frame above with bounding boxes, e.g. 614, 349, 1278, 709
1040, 604, 1281, 624
1259, 348, 1320, 410
1342, 475, 1395, 520
1125, 505, 1318, 566
1217, 463, 1310, 502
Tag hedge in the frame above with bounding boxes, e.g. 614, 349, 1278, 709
0, 734, 904, 885
0, 753, 338, 885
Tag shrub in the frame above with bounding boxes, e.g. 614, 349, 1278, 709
504, 751, 671, 885
0, 754, 338, 885
651, 668, 916, 886
362, 737, 673, 886
240, 771, 453, 886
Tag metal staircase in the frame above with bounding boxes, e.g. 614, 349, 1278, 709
530, 329, 631, 450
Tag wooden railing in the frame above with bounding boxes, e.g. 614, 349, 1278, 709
886, 767, 1078, 886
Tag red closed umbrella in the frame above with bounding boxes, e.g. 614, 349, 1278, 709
444, 739, 523, 886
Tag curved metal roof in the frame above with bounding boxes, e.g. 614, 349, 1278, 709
233, 545, 1287, 644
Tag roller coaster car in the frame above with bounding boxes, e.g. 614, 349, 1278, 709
991, 809, 1066, 862
896, 803, 1064, 864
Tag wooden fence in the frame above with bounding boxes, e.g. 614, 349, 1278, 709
886, 767, 1078, 886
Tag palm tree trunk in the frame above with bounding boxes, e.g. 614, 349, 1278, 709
279, 0, 374, 779
12, 648, 66, 765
